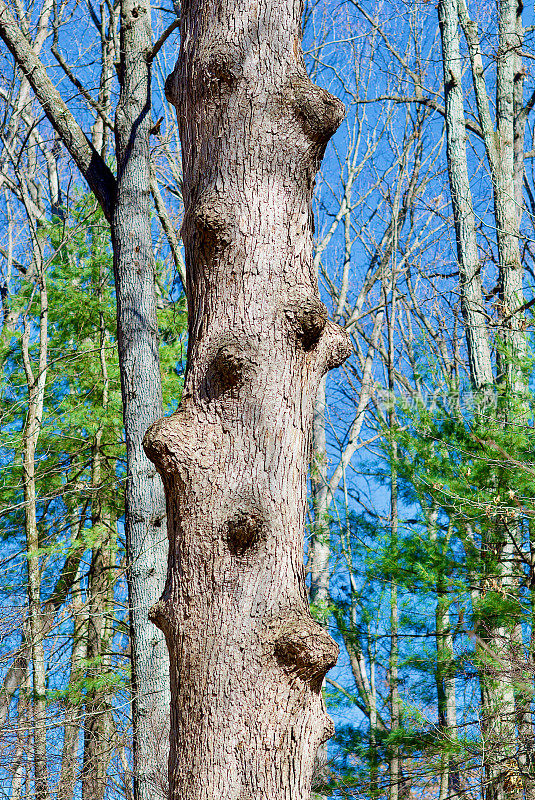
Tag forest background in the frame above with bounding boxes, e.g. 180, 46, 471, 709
1, 0, 534, 798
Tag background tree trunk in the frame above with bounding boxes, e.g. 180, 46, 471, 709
112, 1, 170, 795
0, 7, 171, 795
438, 0, 493, 392
57, 568, 86, 800
144, 1, 351, 797
439, 2, 528, 796
309, 376, 330, 614
21, 241, 50, 800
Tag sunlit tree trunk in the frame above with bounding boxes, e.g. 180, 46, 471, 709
143, 1, 351, 796
438, 0, 492, 392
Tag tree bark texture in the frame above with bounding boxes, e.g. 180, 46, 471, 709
143, 2, 351, 797
113, 0, 170, 795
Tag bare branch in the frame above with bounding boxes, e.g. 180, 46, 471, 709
150, 170, 186, 290
0, 0, 116, 220
356, 94, 484, 138
51, 42, 114, 131
149, 17, 180, 62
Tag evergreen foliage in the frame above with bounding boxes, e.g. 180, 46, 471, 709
0, 195, 186, 795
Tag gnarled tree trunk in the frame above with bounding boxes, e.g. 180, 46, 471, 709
143, 1, 351, 797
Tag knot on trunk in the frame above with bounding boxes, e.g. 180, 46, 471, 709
143, 401, 224, 474
274, 616, 338, 689
320, 716, 336, 745
322, 321, 353, 372
206, 342, 247, 398
285, 295, 328, 351
289, 76, 345, 145
164, 69, 179, 106
200, 49, 242, 93
149, 598, 171, 635
227, 512, 263, 555
182, 192, 236, 246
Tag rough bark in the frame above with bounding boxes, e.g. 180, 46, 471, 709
143, 1, 351, 797
112, 0, 170, 796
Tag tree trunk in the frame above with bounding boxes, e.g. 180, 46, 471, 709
438, 0, 493, 393
389, 541, 400, 800
21, 251, 50, 800
82, 510, 115, 800
308, 377, 331, 798
82, 237, 116, 800
112, 0, 170, 796
388, 288, 400, 800
435, 594, 458, 799
440, 2, 527, 797
143, 1, 351, 797
492, 0, 525, 394
57, 568, 87, 800
309, 376, 330, 613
